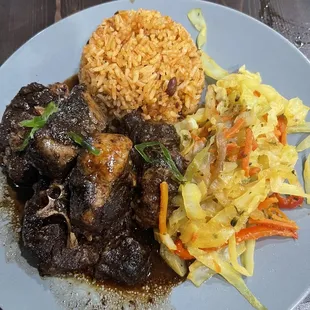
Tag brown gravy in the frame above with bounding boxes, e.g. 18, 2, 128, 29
3, 69, 185, 295
61, 74, 184, 292
5, 180, 183, 300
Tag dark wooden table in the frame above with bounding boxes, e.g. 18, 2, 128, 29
0, 0, 310, 66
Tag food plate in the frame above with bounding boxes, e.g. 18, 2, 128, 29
1, 0, 310, 309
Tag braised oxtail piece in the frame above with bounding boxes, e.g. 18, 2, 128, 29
120, 111, 186, 228
0, 82, 68, 185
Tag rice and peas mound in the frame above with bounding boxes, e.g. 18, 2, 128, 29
80, 9, 205, 123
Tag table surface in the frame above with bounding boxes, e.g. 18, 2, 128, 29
0, 0, 310, 65
0, 1, 310, 309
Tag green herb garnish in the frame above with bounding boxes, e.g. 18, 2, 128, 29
68, 132, 101, 156
134, 142, 184, 182
18, 102, 58, 151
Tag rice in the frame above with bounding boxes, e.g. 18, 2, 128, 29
79, 9, 205, 123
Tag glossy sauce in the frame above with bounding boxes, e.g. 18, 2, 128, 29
4, 181, 183, 299
0, 74, 185, 303
2, 71, 185, 296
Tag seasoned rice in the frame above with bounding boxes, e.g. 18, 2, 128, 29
79, 9, 205, 123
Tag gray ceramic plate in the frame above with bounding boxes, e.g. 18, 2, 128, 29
1, 0, 310, 309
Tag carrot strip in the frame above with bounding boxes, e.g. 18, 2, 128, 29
199, 123, 211, 138
235, 225, 298, 242
248, 218, 299, 231
253, 90, 261, 97
277, 115, 288, 145
258, 197, 278, 211
226, 142, 238, 152
266, 206, 293, 224
174, 239, 194, 260
274, 127, 281, 138
201, 221, 298, 254
191, 133, 202, 142
262, 114, 268, 122
252, 137, 258, 151
224, 118, 245, 139
222, 115, 233, 122
241, 128, 253, 177
159, 181, 169, 234
249, 167, 261, 176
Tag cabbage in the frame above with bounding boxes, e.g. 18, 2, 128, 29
160, 244, 187, 277
233, 179, 267, 213
187, 8, 207, 49
228, 234, 251, 276
187, 260, 215, 287
284, 98, 309, 127
304, 155, 310, 204
201, 199, 224, 218
164, 61, 308, 309
270, 174, 309, 198
168, 206, 187, 236
287, 123, 310, 133
175, 117, 198, 134
154, 230, 177, 251
297, 135, 310, 152
241, 240, 256, 276
188, 247, 267, 310
181, 183, 206, 220
184, 142, 212, 182
201, 52, 229, 80
181, 205, 237, 248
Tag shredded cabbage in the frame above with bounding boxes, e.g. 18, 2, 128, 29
228, 234, 251, 276
188, 248, 267, 310
287, 123, 310, 133
155, 9, 309, 310
201, 52, 229, 80
181, 183, 206, 220
304, 155, 310, 204
169, 66, 308, 309
187, 8, 207, 49
284, 98, 309, 127
160, 244, 187, 277
241, 240, 256, 276
187, 260, 215, 287
297, 135, 310, 152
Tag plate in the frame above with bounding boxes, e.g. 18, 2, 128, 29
1, 0, 310, 309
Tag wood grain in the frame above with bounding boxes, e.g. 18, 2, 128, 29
0, 0, 309, 65
0, 0, 56, 64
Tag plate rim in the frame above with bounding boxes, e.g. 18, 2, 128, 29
1, 0, 309, 74
0, 1, 310, 309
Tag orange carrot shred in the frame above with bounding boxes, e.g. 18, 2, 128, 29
241, 128, 253, 177
222, 115, 233, 122
235, 225, 298, 243
249, 167, 261, 176
277, 115, 288, 145
248, 218, 299, 231
252, 137, 258, 151
258, 197, 278, 211
226, 142, 239, 154
224, 118, 245, 139
253, 90, 261, 97
159, 181, 169, 235
174, 239, 194, 260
